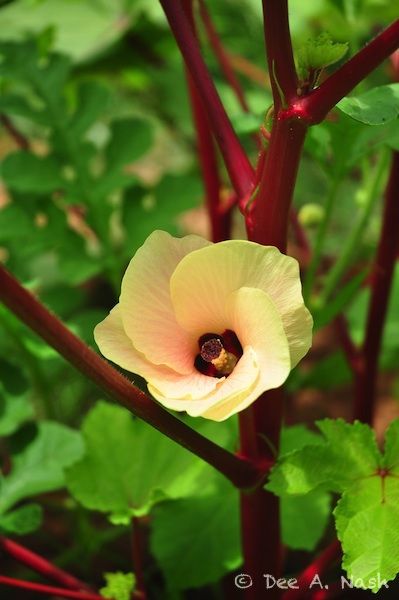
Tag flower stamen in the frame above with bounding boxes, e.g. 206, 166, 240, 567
200, 337, 238, 375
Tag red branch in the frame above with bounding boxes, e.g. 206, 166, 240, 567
159, 0, 254, 197
132, 518, 147, 599
0, 576, 103, 600
0, 265, 264, 490
198, 0, 249, 112
184, 0, 231, 242
0, 114, 30, 150
0, 537, 90, 592
354, 152, 399, 424
295, 19, 399, 123
283, 541, 342, 600
261, 0, 297, 107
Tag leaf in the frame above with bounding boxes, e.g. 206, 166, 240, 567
335, 477, 399, 592
382, 419, 399, 472
312, 268, 367, 331
0, 358, 29, 396
106, 118, 153, 172
279, 426, 331, 551
0, 204, 33, 242
297, 33, 348, 79
0, 503, 42, 535
267, 419, 381, 496
0, 422, 84, 514
122, 174, 202, 254
0, 394, 33, 437
2, 151, 63, 194
69, 81, 111, 138
100, 572, 136, 600
66, 401, 230, 519
337, 84, 399, 126
151, 483, 241, 590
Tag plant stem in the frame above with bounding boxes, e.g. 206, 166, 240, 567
319, 152, 388, 304
282, 540, 341, 600
159, 0, 254, 197
198, 0, 250, 112
249, 116, 307, 249
0, 576, 102, 600
353, 151, 399, 424
303, 178, 341, 302
0, 265, 264, 490
0, 537, 91, 592
261, 0, 297, 108
184, 0, 231, 242
131, 518, 146, 599
0, 114, 30, 150
295, 19, 399, 123
237, 4, 302, 598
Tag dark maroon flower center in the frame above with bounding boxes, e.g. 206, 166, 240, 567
194, 330, 243, 378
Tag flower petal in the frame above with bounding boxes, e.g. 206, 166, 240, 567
94, 304, 219, 400
170, 240, 312, 367
119, 230, 211, 374
150, 346, 259, 417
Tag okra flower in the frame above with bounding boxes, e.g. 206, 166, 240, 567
94, 231, 312, 421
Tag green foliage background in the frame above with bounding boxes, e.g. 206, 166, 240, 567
0, 0, 399, 597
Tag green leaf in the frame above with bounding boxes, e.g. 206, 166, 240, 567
0, 422, 84, 514
100, 572, 136, 600
66, 401, 230, 519
106, 118, 153, 172
0, 204, 33, 242
335, 476, 399, 592
382, 419, 399, 472
2, 151, 63, 194
297, 33, 348, 79
267, 419, 381, 496
69, 81, 111, 138
337, 84, 399, 126
0, 503, 42, 535
151, 483, 241, 590
0, 358, 29, 396
312, 268, 367, 331
0, 394, 33, 437
123, 174, 202, 254
279, 426, 331, 551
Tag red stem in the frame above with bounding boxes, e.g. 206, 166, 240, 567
283, 541, 341, 600
353, 152, 399, 424
132, 518, 146, 599
0, 537, 90, 592
0, 114, 30, 150
0, 265, 264, 490
198, 0, 250, 112
238, 4, 301, 598
334, 315, 362, 376
0, 576, 103, 600
261, 0, 297, 108
250, 116, 307, 249
159, 0, 254, 197
295, 19, 399, 123
183, 1, 231, 242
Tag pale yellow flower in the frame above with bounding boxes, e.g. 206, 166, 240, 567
94, 231, 312, 421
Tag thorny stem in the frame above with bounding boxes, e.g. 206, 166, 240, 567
354, 152, 399, 424
0, 537, 91, 592
0, 265, 265, 490
159, 0, 254, 197
294, 19, 399, 123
